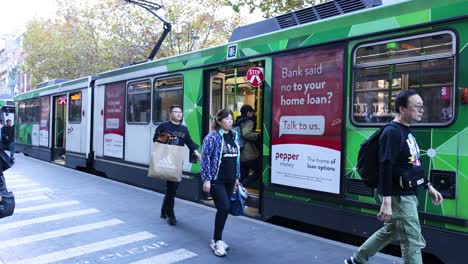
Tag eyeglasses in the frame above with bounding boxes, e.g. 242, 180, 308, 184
171, 110, 183, 114
409, 105, 424, 112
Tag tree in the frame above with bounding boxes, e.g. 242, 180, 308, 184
22, 0, 108, 86
223, 0, 329, 18
158, 0, 241, 58
22, 0, 241, 88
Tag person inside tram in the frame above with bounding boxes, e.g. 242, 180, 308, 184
1, 119, 15, 160
0, 120, 3, 143
234, 105, 260, 189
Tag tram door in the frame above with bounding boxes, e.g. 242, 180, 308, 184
52, 95, 67, 162
205, 61, 264, 216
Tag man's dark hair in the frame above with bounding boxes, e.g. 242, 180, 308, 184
212, 109, 233, 130
240, 104, 255, 116
395, 90, 418, 113
169, 105, 182, 112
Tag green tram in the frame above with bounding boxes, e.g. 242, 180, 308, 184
14, 0, 468, 262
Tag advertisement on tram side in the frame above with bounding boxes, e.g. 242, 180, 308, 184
271, 45, 344, 194
40, 96, 50, 147
104, 82, 125, 158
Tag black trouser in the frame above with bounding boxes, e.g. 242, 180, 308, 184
161, 181, 179, 217
210, 181, 235, 241
240, 159, 260, 187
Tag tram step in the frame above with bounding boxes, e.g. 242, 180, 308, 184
52, 159, 65, 165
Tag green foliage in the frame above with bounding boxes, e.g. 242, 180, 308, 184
22, 0, 241, 87
223, 0, 328, 18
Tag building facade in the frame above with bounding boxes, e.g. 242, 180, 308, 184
0, 33, 32, 98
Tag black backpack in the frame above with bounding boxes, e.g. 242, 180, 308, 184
357, 124, 397, 188
0, 173, 15, 219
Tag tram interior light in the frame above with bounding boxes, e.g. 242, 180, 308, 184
386, 42, 398, 50
135, 83, 150, 89
71, 93, 81, 100
462, 88, 468, 104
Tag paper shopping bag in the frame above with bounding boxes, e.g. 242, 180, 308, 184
148, 142, 184, 182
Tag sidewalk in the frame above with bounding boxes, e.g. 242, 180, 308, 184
0, 154, 402, 263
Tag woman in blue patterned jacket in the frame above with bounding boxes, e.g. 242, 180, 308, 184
201, 108, 240, 257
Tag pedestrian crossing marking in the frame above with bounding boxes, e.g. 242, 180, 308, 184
13, 188, 51, 195
4, 177, 27, 182
8, 183, 40, 189
15, 195, 50, 204
15, 201, 80, 213
7, 232, 156, 264
5, 178, 28, 183
130, 248, 198, 264
0, 209, 99, 232
0, 219, 124, 249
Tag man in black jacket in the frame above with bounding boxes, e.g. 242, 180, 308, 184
152, 105, 200, 225
1, 119, 14, 160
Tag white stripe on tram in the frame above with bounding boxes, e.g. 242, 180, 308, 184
130, 249, 198, 264
8, 232, 156, 264
0, 219, 124, 249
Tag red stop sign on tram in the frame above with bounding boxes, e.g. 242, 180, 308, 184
246, 67, 264, 87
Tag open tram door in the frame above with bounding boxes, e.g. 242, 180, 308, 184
52, 95, 67, 163
203, 61, 265, 216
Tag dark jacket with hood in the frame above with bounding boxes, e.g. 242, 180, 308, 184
234, 116, 259, 162
1, 125, 14, 145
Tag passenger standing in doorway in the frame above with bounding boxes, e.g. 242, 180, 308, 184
201, 109, 240, 257
1, 119, 15, 160
234, 105, 260, 188
0, 120, 3, 147
345, 90, 443, 264
153, 105, 201, 225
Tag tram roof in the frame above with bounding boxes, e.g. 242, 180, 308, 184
15, 77, 92, 101
93, 0, 466, 82
15, 0, 468, 93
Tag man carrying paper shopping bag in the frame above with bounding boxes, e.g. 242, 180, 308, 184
149, 105, 200, 226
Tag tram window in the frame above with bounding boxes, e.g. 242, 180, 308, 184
18, 102, 26, 123
211, 78, 223, 118
69, 92, 82, 123
19, 99, 40, 123
30, 99, 40, 123
355, 33, 453, 64
127, 81, 151, 124
352, 31, 455, 126
154, 76, 183, 123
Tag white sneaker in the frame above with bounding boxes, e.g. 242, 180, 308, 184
218, 240, 229, 251
210, 240, 226, 257
210, 239, 229, 251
